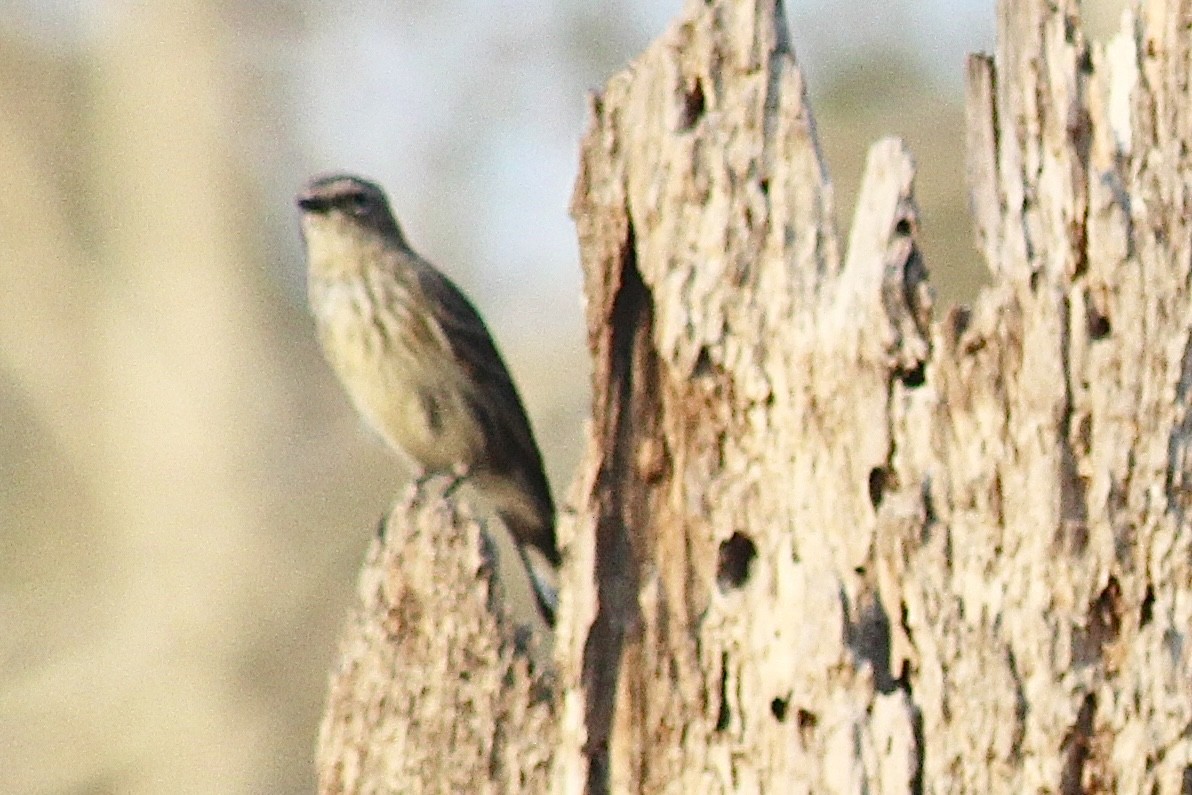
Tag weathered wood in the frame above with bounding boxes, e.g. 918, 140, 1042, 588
316, 478, 556, 794
560, 0, 1192, 791
559, 0, 919, 789
318, 0, 1192, 791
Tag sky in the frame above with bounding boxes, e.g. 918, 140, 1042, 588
2, 0, 1002, 324
278, 0, 997, 323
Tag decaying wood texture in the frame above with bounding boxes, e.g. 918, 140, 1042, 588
317, 0, 1192, 791
316, 477, 556, 794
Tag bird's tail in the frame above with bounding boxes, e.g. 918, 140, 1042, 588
515, 543, 558, 626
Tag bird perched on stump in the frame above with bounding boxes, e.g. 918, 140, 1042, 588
296, 173, 560, 623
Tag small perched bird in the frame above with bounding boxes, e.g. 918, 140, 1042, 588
296, 174, 559, 622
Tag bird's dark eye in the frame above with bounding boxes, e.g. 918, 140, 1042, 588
343, 191, 370, 215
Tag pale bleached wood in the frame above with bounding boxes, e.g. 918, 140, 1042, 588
316, 477, 556, 795
561, 0, 1192, 791
965, 53, 1001, 273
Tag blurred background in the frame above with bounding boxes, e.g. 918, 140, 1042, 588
0, 1, 1126, 792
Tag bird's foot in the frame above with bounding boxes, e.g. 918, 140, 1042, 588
443, 463, 471, 498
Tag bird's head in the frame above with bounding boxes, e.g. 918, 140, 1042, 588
296, 174, 406, 272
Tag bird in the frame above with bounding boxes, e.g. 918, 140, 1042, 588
296, 173, 559, 622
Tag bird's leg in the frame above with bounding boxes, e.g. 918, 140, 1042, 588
410, 464, 432, 490
443, 462, 471, 498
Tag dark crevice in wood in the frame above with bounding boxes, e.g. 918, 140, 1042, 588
909, 697, 925, 795
1141, 583, 1155, 627
846, 590, 896, 695
583, 214, 655, 795
715, 652, 731, 731
1059, 693, 1097, 795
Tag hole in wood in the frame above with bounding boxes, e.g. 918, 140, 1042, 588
716, 532, 757, 591
770, 695, 789, 722
896, 361, 927, 388
679, 79, 706, 131
1087, 310, 1111, 340
868, 467, 889, 508
796, 708, 818, 746
1141, 584, 1154, 626
1088, 576, 1123, 649
894, 217, 912, 237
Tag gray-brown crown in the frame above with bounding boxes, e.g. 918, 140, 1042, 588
296, 174, 403, 238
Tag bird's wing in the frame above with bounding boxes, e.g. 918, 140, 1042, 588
415, 261, 556, 515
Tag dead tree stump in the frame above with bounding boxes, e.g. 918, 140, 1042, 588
318, 0, 1192, 791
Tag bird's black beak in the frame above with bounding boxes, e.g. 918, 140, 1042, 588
296, 193, 330, 213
